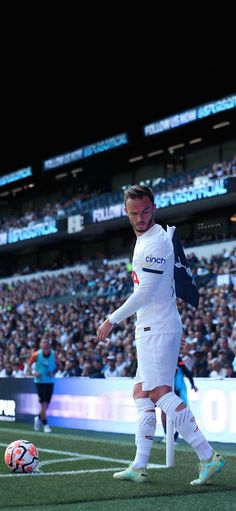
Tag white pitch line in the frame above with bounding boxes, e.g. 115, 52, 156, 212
39, 447, 133, 464
0, 467, 125, 478
0, 443, 163, 468
37, 457, 163, 470
38, 457, 83, 467
0, 443, 136, 466
0, 442, 165, 477
40, 448, 134, 465
0, 464, 164, 478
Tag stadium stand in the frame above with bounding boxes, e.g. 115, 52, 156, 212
0, 156, 235, 233
0, 95, 235, 386
0, 244, 235, 380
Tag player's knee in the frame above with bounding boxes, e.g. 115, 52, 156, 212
135, 397, 155, 412
175, 402, 186, 412
156, 391, 183, 415
133, 383, 149, 400
135, 397, 156, 430
149, 385, 172, 404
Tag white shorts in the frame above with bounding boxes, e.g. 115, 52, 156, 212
134, 332, 181, 391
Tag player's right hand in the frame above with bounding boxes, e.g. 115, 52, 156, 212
97, 319, 113, 340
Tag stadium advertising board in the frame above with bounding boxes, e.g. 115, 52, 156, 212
43, 133, 128, 171
92, 204, 126, 223
0, 167, 32, 188
7, 220, 58, 244
0, 232, 8, 246
92, 179, 229, 222
155, 179, 228, 209
0, 378, 235, 443
144, 95, 236, 136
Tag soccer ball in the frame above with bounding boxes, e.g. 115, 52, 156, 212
4, 439, 39, 473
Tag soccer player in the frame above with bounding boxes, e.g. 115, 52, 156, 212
97, 185, 225, 485
28, 338, 57, 433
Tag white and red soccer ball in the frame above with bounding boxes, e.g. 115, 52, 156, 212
4, 439, 39, 473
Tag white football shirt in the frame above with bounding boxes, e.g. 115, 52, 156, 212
108, 224, 182, 334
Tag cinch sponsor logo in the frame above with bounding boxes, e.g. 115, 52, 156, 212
146, 256, 166, 264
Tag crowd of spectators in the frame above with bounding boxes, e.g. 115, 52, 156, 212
0, 245, 236, 380
1, 157, 235, 234
152, 156, 236, 193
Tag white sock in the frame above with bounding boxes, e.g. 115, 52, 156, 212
194, 441, 213, 461
132, 397, 156, 469
156, 392, 212, 461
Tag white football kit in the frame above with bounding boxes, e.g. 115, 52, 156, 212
108, 223, 183, 390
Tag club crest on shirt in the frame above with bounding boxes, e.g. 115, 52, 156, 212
132, 271, 139, 285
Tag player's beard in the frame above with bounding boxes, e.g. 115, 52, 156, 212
133, 214, 155, 234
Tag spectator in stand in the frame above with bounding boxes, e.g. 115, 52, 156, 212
209, 358, 226, 379
185, 329, 198, 345
12, 359, 25, 377
104, 355, 119, 378
81, 362, 93, 377
63, 359, 77, 377
224, 363, 236, 378
229, 326, 236, 351
90, 356, 104, 378
126, 351, 138, 377
115, 353, 127, 376
181, 344, 196, 373
217, 348, 234, 368
192, 350, 209, 377
55, 360, 67, 378
0, 362, 13, 377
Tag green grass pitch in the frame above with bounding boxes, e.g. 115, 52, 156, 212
0, 422, 235, 511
